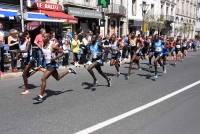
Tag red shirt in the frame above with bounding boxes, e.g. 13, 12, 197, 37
34, 34, 43, 48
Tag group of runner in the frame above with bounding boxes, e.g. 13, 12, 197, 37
19, 31, 195, 103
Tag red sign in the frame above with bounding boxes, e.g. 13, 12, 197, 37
36, 2, 62, 11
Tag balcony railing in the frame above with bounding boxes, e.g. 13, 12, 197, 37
63, 0, 97, 9
166, 15, 175, 22
160, 15, 175, 22
103, 3, 126, 17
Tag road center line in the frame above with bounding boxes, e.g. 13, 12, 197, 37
75, 80, 200, 134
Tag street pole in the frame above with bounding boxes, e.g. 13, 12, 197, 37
20, 0, 25, 32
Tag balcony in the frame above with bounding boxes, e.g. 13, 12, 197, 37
166, 15, 175, 22
63, 0, 97, 9
160, 15, 174, 22
103, 3, 126, 17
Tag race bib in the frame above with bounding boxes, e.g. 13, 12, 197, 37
176, 45, 181, 48
92, 54, 97, 59
155, 47, 162, 52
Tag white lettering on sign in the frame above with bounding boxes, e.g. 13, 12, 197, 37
36, 2, 62, 11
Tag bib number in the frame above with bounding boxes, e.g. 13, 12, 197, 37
176, 45, 181, 48
155, 47, 162, 52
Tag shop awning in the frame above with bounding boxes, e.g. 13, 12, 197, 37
35, 10, 78, 24
26, 12, 64, 22
0, 9, 17, 19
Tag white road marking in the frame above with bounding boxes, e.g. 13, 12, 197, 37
75, 80, 200, 134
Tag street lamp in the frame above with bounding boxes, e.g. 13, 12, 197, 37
141, 1, 149, 35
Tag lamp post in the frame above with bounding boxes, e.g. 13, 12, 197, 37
20, 0, 25, 32
141, 1, 149, 35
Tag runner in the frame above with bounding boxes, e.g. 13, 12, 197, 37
152, 34, 166, 79
175, 36, 183, 62
182, 38, 188, 58
167, 37, 176, 65
109, 34, 121, 77
127, 33, 140, 80
148, 36, 154, 68
33, 33, 76, 103
160, 36, 168, 74
86, 35, 111, 87
20, 31, 44, 95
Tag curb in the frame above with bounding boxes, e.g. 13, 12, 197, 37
0, 59, 130, 80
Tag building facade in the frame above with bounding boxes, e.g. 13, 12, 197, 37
63, 0, 102, 34
195, 0, 200, 35
160, 0, 176, 36
103, 0, 128, 37
128, 0, 161, 35
175, 0, 197, 38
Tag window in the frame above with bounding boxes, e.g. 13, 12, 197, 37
161, 5, 164, 15
166, 7, 169, 16
132, 0, 137, 16
151, 4, 154, 15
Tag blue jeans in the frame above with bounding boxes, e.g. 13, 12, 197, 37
0, 46, 4, 72
32, 48, 45, 67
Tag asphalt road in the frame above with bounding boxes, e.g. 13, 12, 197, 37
0, 51, 200, 134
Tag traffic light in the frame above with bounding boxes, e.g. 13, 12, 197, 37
98, 0, 110, 8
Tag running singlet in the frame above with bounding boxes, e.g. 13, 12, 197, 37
109, 41, 118, 54
42, 43, 54, 64
154, 40, 163, 53
176, 41, 181, 49
19, 42, 29, 58
90, 42, 101, 59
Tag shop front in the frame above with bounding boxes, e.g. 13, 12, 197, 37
28, 2, 78, 36
66, 7, 102, 34
129, 20, 142, 34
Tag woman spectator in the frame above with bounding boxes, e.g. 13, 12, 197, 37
79, 34, 89, 65
62, 36, 71, 66
8, 29, 19, 72
71, 33, 81, 67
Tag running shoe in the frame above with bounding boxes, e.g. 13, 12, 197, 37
126, 75, 130, 80
93, 80, 99, 86
107, 78, 112, 87
154, 75, 158, 79
21, 90, 30, 95
163, 69, 167, 74
69, 68, 77, 74
116, 72, 120, 77
33, 95, 44, 103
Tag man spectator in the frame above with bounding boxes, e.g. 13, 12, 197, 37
34, 28, 46, 66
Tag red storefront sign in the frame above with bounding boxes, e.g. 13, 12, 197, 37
36, 2, 62, 11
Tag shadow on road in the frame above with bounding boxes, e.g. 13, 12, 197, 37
18, 84, 39, 90
33, 89, 74, 104
81, 82, 96, 91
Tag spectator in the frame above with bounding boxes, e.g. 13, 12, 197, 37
79, 34, 88, 65
19, 31, 31, 69
71, 33, 81, 67
62, 36, 71, 66
8, 29, 19, 72
0, 31, 5, 76
34, 28, 46, 67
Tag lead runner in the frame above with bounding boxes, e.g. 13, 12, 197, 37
33, 33, 76, 103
